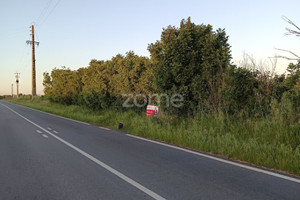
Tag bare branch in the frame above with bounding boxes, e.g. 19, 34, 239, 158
282, 16, 300, 32
275, 17, 300, 61
285, 28, 300, 37
273, 55, 299, 61
275, 48, 300, 60
282, 16, 300, 37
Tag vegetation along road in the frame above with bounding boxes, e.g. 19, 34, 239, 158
1, 101, 299, 200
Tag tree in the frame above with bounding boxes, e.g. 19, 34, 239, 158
148, 17, 232, 115
285, 61, 300, 89
43, 72, 53, 97
221, 66, 258, 116
80, 59, 111, 109
43, 67, 82, 105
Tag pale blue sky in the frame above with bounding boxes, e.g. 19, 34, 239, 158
0, 0, 299, 95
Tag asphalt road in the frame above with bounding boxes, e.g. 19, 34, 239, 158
0, 101, 299, 200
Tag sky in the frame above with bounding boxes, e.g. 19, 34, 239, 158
0, 0, 299, 95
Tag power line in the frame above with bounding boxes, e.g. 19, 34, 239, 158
39, 0, 62, 27
35, 0, 54, 25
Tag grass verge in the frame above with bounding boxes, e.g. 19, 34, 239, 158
6, 97, 300, 177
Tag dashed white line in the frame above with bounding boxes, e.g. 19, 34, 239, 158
125, 134, 300, 184
53, 130, 59, 134
46, 127, 52, 131
0, 102, 166, 200
99, 127, 110, 131
42, 134, 49, 138
36, 130, 43, 134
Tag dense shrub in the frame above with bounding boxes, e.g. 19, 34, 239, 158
43, 18, 300, 121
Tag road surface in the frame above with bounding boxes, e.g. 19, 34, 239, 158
0, 101, 299, 200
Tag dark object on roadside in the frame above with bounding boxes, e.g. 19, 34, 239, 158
118, 123, 123, 129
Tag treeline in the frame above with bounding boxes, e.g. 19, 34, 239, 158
43, 51, 154, 109
43, 17, 300, 121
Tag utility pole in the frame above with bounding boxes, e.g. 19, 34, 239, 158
26, 25, 39, 97
31, 25, 36, 97
15, 73, 20, 98
11, 84, 13, 97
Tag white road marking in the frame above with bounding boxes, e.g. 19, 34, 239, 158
42, 134, 49, 138
53, 130, 59, 134
99, 127, 110, 131
46, 127, 52, 130
36, 130, 43, 134
6, 103, 90, 125
0, 103, 165, 200
126, 134, 300, 184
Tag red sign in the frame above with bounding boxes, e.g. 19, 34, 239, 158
146, 105, 159, 117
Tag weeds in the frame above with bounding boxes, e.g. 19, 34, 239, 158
7, 97, 300, 176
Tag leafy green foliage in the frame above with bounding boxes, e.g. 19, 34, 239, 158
43, 67, 82, 105
43, 52, 154, 110
148, 17, 232, 115
285, 61, 300, 89
221, 67, 258, 116
42, 17, 299, 123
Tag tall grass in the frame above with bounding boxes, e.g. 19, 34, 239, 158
7, 97, 300, 176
